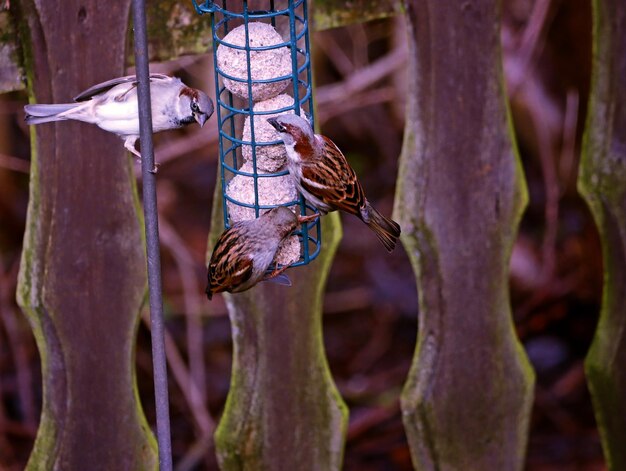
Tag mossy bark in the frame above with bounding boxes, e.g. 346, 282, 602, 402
579, 1, 626, 468
393, 1, 535, 469
14, 0, 157, 469
312, 0, 402, 30
0, 10, 23, 92
2, 0, 405, 93
207, 178, 347, 470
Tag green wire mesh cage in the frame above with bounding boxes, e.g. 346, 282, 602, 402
194, 0, 321, 268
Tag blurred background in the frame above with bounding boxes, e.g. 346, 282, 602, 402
0, 0, 604, 469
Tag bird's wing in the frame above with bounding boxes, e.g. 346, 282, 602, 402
208, 257, 254, 294
73, 73, 172, 102
300, 135, 367, 217
207, 229, 254, 295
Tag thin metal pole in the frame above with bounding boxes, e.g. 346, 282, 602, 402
131, 0, 174, 469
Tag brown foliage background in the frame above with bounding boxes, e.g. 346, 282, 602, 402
0, 1, 604, 469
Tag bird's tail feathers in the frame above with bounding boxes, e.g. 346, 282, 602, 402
24, 103, 79, 124
364, 203, 401, 252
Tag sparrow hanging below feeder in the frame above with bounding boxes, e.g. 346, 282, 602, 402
206, 207, 318, 298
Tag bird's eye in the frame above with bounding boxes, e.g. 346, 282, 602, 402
191, 102, 200, 112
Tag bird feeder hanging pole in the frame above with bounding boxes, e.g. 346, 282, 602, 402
131, 0, 174, 469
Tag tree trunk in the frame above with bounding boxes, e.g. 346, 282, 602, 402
579, 0, 626, 468
393, 1, 535, 469
14, 1, 157, 469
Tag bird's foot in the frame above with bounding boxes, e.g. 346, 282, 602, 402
297, 213, 320, 225
266, 264, 290, 280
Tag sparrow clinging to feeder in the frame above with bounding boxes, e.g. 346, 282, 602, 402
24, 74, 213, 161
206, 206, 318, 299
267, 114, 401, 252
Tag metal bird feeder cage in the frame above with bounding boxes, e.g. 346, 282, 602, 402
194, 0, 321, 268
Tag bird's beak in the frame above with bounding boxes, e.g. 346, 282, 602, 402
194, 112, 208, 128
267, 117, 280, 131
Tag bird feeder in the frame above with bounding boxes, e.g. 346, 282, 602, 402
193, 0, 321, 268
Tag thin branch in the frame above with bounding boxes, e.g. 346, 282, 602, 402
508, 0, 562, 96
349, 24, 370, 70
317, 87, 396, 125
316, 45, 407, 107
0, 153, 30, 174
559, 89, 580, 194
174, 431, 214, 471
347, 404, 399, 442
159, 218, 208, 415
140, 311, 215, 438
0, 259, 37, 426
315, 33, 355, 77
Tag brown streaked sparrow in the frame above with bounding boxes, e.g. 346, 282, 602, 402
267, 114, 401, 252
206, 207, 318, 299
24, 74, 213, 159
